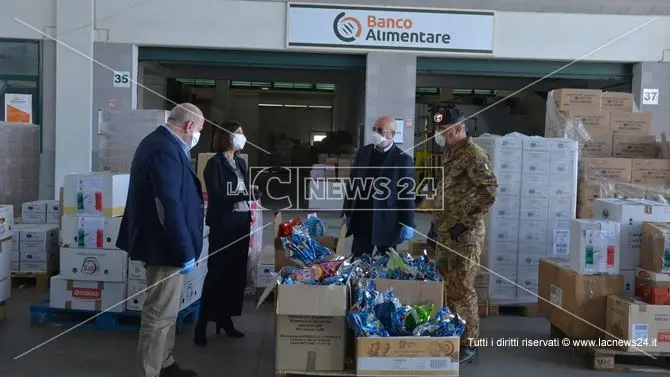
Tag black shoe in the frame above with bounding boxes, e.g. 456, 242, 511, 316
160, 362, 197, 377
459, 347, 478, 364
217, 318, 245, 338
193, 322, 207, 347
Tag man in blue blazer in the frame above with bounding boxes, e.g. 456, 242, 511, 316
117, 103, 205, 377
342, 116, 416, 258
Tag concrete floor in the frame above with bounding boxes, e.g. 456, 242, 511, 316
0, 211, 656, 377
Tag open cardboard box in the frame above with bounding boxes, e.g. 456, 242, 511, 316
273, 212, 346, 272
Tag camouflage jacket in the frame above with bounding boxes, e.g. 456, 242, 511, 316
433, 137, 498, 234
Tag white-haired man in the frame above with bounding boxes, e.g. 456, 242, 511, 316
342, 115, 416, 258
117, 103, 205, 377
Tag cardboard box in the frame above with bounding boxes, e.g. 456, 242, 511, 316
594, 199, 670, 270
567, 109, 610, 133
62, 172, 130, 217
601, 92, 634, 112
60, 215, 121, 249
612, 135, 657, 159
274, 213, 346, 272
606, 295, 670, 352
0, 205, 14, 241
631, 159, 670, 186
640, 222, 670, 273
635, 267, 670, 305
569, 219, 620, 275
538, 258, 624, 340
554, 89, 602, 111
580, 130, 613, 158
14, 224, 60, 273
356, 336, 460, 376
21, 200, 61, 224
609, 112, 652, 135
267, 284, 348, 373
49, 275, 127, 312
126, 278, 146, 311
579, 158, 632, 182
59, 248, 128, 282
374, 279, 444, 310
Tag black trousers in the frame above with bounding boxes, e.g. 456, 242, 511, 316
351, 235, 396, 259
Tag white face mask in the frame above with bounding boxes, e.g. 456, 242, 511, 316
233, 134, 247, 150
370, 132, 387, 147
190, 131, 201, 149
435, 132, 446, 147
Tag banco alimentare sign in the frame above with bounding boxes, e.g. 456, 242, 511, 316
287, 4, 494, 53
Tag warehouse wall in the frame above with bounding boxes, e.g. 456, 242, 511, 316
260, 0, 670, 15
2, 1, 669, 62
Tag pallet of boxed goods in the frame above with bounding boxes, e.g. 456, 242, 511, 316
473, 134, 579, 306
482, 302, 540, 317
29, 298, 200, 333
550, 324, 670, 374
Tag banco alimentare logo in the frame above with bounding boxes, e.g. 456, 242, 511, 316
333, 12, 362, 42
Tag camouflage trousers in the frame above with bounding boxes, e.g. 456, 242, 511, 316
436, 233, 482, 347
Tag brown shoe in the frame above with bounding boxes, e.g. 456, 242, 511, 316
160, 362, 197, 377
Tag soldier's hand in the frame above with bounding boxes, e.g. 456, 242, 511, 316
449, 223, 467, 242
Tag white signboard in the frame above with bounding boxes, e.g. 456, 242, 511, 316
287, 4, 494, 53
642, 88, 659, 105
113, 71, 131, 88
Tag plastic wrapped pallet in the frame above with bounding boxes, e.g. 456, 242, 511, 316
543, 90, 664, 218
0, 122, 40, 217
97, 109, 170, 173
474, 133, 578, 304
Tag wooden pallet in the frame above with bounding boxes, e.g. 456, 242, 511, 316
11, 272, 51, 291
550, 324, 670, 373
29, 298, 200, 333
275, 371, 356, 377
480, 302, 540, 317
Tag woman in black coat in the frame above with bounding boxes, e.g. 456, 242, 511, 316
194, 120, 254, 346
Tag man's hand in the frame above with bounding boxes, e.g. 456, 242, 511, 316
400, 225, 414, 242
181, 258, 196, 275
449, 223, 467, 242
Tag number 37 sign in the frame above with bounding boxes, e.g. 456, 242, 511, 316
642, 88, 659, 105
113, 71, 131, 88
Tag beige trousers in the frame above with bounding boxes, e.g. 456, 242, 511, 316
136, 266, 184, 377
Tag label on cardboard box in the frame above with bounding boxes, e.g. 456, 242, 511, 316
554, 89, 602, 110
580, 158, 632, 182
602, 92, 634, 112
567, 110, 610, 133
631, 159, 670, 186
609, 112, 652, 135
276, 315, 346, 372
356, 336, 459, 376
549, 284, 562, 306
612, 135, 657, 159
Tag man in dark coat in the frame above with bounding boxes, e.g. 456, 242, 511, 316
342, 116, 416, 258
116, 103, 205, 377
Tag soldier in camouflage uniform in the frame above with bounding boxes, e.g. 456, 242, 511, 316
430, 105, 498, 364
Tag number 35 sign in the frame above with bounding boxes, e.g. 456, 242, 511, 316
642, 88, 659, 105
113, 71, 131, 88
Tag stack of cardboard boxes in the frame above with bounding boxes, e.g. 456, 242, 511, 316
9, 200, 62, 275
544, 88, 661, 219
540, 197, 670, 351
49, 172, 130, 312
474, 134, 578, 305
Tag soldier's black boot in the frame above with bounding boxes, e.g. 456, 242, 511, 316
459, 347, 478, 364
